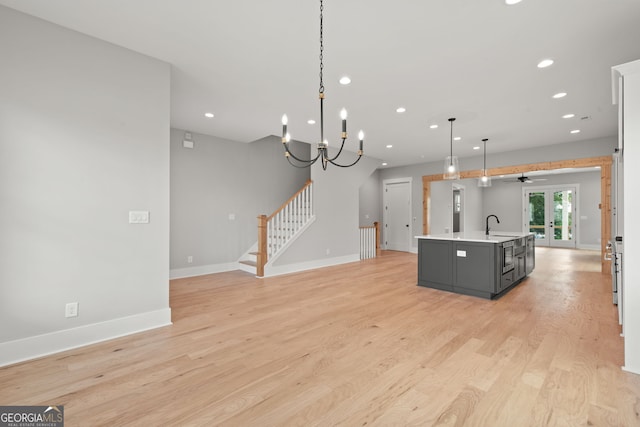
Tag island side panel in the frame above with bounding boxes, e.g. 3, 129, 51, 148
418, 239, 453, 291
526, 234, 535, 275
452, 241, 499, 299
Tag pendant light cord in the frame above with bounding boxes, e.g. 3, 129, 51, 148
448, 118, 455, 165
483, 138, 488, 173
483, 139, 487, 171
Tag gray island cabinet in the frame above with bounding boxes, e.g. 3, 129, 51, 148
416, 232, 534, 299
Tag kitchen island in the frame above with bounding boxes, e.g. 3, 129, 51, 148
416, 232, 535, 299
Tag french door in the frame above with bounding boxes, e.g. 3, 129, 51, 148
525, 187, 577, 248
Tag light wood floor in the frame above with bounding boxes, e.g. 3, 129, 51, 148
1, 248, 639, 426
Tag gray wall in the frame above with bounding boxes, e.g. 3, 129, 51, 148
0, 6, 171, 357
481, 182, 523, 232
274, 155, 380, 267
430, 179, 483, 235
484, 171, 602, 248
359, 169, 382, 226
379, 136, 616, 250
170, 131, 309, 271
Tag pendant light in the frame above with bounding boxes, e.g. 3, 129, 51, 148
443, 118, 459, 180
478, 138, 492, 187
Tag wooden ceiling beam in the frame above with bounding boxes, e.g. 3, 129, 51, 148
422, 155, 612, 184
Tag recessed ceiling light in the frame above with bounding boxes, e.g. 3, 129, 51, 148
382, 162, 388, 166
307, 119, 316, 125
505, 0, 522, 4
429, 124, 438, 129
473, 146, 480, 150
339, 76, 351, 85
204, 112, 214, 118
570, 129, 581, 134
553, 92, 567, 99
396, 107, 406, 113
386, 144, 393, 148
537, 59, 554, 68
562, 114, 575, 119
454, 137, 461, 141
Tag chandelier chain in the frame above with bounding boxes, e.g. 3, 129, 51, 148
319, 0, 324, 94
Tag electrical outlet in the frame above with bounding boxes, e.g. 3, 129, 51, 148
65, 302, 79, 318
187, 256, 193, 264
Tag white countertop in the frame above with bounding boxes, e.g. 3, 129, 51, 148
415, 231, 531, 243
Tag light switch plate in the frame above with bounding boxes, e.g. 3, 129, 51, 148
129, 211, 150, 224
65, 302, 78, 318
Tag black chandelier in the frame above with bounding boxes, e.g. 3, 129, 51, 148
280, 0, 364, 170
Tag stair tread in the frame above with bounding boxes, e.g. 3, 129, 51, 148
240, 260, 257, 267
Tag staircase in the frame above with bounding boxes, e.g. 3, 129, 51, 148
239, 180, 315, 277
237, 243, 260, 274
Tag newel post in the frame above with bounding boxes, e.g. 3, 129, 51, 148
257, 214, 267, 277
374, 221, 381, 257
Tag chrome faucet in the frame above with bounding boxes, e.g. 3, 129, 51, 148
486, 215, 500, 235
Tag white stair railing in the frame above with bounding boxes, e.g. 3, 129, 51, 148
268, 182, 313, 258
257, 180, 314, 276
359, 222, 380, 260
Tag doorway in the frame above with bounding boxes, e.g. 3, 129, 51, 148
452, 185, 464, 233
525, 186, 577, 248
383, 178, 412, 251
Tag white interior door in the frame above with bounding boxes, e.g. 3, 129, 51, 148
525, 186, 577, 248
384, 180, 412, 252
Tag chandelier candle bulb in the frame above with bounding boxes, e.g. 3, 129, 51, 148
358, 130, 364, 151
340, 108, 347, 135
281, 114, 288, 141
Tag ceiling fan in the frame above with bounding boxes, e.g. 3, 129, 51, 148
503, 173, 547, 184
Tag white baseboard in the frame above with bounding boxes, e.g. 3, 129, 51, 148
236, 262, 257, 275
0, 308, 172, 368
170, 262, 237, 279
622, 366, 640, 376
264, 253, 360, 277
577, 244, 601, 251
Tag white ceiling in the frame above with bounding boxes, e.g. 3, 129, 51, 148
2, 0, 640, 168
